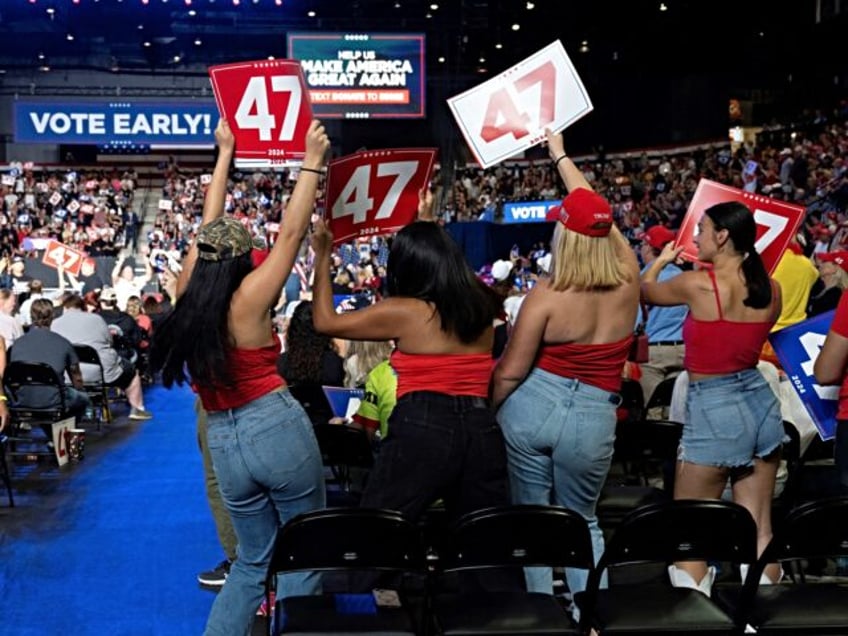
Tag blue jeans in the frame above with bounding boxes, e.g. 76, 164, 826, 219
203, 389, 326, 636
497, 368, 619, 597
684, 369, 783, 468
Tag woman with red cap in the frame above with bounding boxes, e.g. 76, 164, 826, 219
808, 251, 848, 317
492, 128, 641, 602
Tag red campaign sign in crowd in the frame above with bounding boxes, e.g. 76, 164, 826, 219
208, 59, 314, 168
674, 179, 806, 274
324, 148, 437, 246
41, 239, 85, 276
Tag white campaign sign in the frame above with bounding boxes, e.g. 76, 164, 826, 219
447, 40, 592, 168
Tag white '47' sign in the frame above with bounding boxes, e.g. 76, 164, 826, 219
447, 40, 593, 168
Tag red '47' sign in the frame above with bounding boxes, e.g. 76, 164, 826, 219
208, 59, 313, 169
325, 148, 437, 246
448, 40, 592, 169
674, 179, 805, 274
42, 239, 84, 276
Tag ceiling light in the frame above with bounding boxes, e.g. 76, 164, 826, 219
143, 41, 151, 47
430, 3, 438, 9
438, 56, 445, 63
188, 9, 196, 15
479, 57, 485, 63
511, 23, 520, 31
526, 1, 534, 8
46, 7, 55, 14
40, 65, 50, 72
307, 10, 316, 17
194, 38, 202, 45
173, 55, 181, 62
67, 33, 74, 41
659, 2, 667, 10
495, 43, 502, 49
37, 52, 45, 60
268, 55, 275, 60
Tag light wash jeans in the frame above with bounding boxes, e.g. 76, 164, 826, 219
497, 368, 619, 598
203, 389, 326, 636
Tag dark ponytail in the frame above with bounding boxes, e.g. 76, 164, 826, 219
705, 201, 772, 309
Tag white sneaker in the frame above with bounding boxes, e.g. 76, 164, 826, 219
668, 564, 716, 596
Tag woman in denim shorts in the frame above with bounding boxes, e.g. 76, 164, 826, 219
491, 128, 641, 601
642, 201, 784, 593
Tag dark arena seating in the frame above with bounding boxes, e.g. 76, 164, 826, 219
1, 1, 847, 635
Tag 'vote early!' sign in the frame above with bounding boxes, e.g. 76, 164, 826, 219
14, 100, 218, 145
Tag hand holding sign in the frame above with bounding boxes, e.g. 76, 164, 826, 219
214, 118, 235, 154
324, 147, 436, 245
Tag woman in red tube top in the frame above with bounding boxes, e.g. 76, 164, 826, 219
491, 128, 641, 602
310, 189, 509, 529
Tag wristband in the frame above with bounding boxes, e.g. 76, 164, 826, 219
553, 154, 568, 167
0, 395, 7, 402
299, 167, 325, 175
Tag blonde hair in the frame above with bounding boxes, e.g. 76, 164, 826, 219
344, 339, 394, 387
832, 266, 848, 290
548, 223, 630, 291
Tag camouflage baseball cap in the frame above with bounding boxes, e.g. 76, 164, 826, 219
195, 216, 253, 261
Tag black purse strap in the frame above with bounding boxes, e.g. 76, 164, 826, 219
635, 301, 649, 335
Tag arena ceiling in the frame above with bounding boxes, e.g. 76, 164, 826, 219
0, 0, 833, 82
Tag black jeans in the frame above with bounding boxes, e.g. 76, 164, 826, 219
358, 391, 518, 593
360, 391, 510, 523
837, 419, 848, 494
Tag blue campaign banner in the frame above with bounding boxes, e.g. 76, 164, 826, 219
769, 310, 838, 440
14, 100, 219, 145
287, 32, 425, 119
501, 199, 560, 224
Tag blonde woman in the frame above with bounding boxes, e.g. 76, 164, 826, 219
808, 251, 848, 317
492, 129, 640, 600
344, 339, 394, 388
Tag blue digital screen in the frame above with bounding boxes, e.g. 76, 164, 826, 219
287, 32, 425, 120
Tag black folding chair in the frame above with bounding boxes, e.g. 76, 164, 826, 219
313, 423, 374, 500
73, 344, 113, 429
715, 495, 848, 635
3, 361, 75, 461
578, 499, 758, 635
267, 507, 425, 636
429, 504, 593, 635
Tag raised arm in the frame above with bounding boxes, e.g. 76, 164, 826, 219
234, 120, 330, 313
641, 241, 694, 306
176, 118, 235, 298
546, 128, 592, 193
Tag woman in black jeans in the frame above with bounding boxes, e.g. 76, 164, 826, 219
309, 192, 510, 528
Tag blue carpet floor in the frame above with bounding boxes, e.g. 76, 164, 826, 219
0, 384, 222, 635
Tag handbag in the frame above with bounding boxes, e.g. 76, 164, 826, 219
629, 302, 650, 363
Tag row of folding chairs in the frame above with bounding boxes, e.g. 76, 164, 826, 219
263, 496, 848, 636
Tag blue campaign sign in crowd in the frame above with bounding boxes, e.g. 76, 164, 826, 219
770, 310, 839, 440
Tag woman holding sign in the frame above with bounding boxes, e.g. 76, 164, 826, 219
151, 118, 329, 636
491, 128, 641, 603
310, 190, 510, 539
641, 201, 783, 593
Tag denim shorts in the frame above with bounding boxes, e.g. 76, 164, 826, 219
683, 368, 783, 468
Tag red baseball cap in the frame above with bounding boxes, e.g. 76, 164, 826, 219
640, 225, 677, 250
818, 251, 848, 273
545, 188, 613, 237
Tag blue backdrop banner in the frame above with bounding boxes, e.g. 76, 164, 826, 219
769, 310, 838, 440
14, 99, 219, 145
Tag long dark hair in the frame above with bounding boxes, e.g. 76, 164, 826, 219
150, 252, 253, 388
387, 222, 501, 343
705, 201, 771, 309
283, 301, 334, 384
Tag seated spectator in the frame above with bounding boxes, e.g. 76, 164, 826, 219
52, 294, 152, 420
0, 289, 23, 349
343, 339, 393, 389
277, 300, 344, 425
8, 298, 90, 427
126, 295, 152, 349
98, 287, 143, 362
